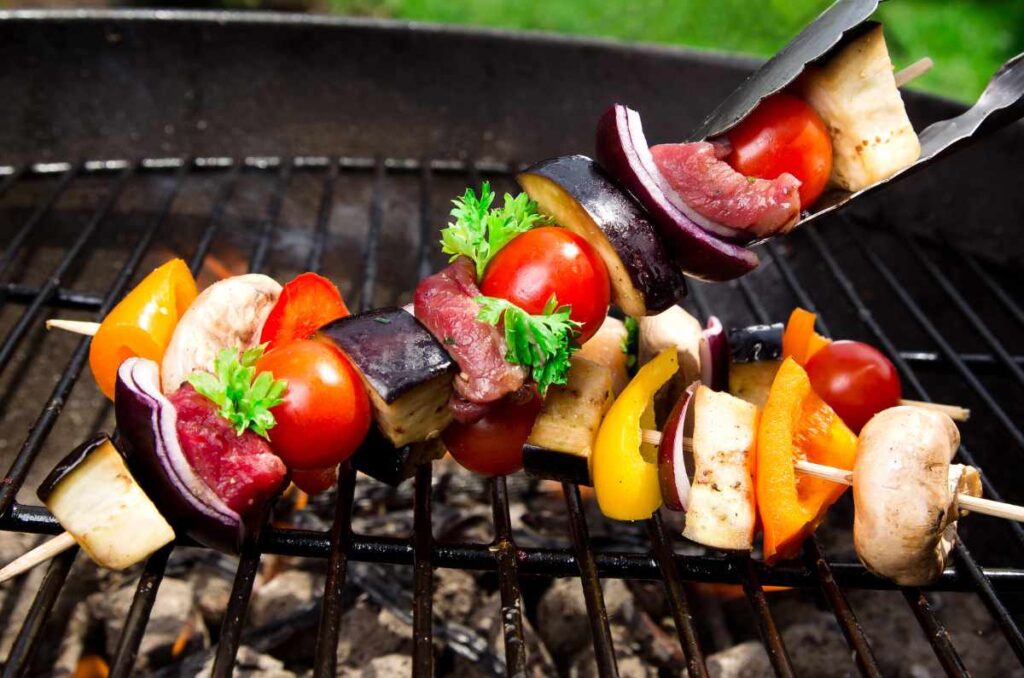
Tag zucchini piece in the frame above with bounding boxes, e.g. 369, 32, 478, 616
38, 435, 175, 570
523, 357, 614, 486
576, 316, 630, 397
320, 308, 457, 447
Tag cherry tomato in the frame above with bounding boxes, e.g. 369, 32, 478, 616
726, 94, 833, 206
480, 227, 610, 344
256, 339, 371, 470
292, 466, 339, 496
442, 390, 543, 476
261, 272, 350, 351
805, 340, 902, 433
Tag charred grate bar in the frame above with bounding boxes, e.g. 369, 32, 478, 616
0, 156, 1020, 678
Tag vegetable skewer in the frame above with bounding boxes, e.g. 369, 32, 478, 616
639, 428, 1024, 523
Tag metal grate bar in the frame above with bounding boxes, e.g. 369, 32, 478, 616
189, 164, 242, 277
211, 160, 296, 676
902, 233, 1024, 389
412, 464, 435, 676
646, 513, 708, 678
563, 483, 619, 678
802, 539, 882, 678
958, 247, 1024, 327
313, 464, 357, 677
800, 222, 1024, 668
844, 223, 1024, 451
0, 166, 76, 281
0, 166, 132, 379
0, 546, 78, 678
305, 157, 339, 274
0, 284, 104, 311
739, 257, 882, 678
902, 589, 969, 678
804, 224, 1024, 548
108, 545, 173, 678
491, 476, 528, 674
736, 555, 795, 677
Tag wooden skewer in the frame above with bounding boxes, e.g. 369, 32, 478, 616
898, 399, 969, 422
641, 429, 1024, 523
0, 531, 76, 584
45, 319, 99, 336
895, 57, 934, 88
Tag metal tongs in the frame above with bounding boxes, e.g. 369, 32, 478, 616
690, 0, 1024, 236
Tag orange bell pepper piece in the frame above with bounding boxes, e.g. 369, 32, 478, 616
781, 308, 830, 365
89, 259, 198, 399
756, 357, 857, 563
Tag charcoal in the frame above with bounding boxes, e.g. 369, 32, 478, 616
196, 645, 296, 678
336, 594, 412, 669
338, 653, 413, 677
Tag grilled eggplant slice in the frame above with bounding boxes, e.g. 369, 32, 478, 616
351, 425, 446, 487
38, 434, 175, 570
320, 308, 457, 447
518, 155, 687, 317
576, 316, 630, 397
523, 357, 614, 486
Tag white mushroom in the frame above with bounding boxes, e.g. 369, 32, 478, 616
160, 274, 282, 393
637, 305, 702, 414
853, 406, 982, 586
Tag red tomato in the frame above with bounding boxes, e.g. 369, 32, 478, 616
726, 94, 833, 206
256, 339, 371, 470
261, 272, 350, 350
292, 466, 339, 495
805, 340, 902, 433
480, 227, 610, 344
442, 390, 543, 476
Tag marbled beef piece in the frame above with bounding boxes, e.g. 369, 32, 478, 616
170, 384, 287, 516
650, 141, 801, 237
414, 257, 526, 406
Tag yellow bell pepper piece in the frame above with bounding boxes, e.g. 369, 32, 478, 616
591, 347, 678, 521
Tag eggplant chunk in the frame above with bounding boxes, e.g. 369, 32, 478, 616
683, 386, 758, 551
728, 360, 782, 409
320, 308, 457, 447
523, 357, 614, 486
854, 407, 982, 586
351, 425, 446, 486
518, 156, 687, 317
799, 24, 921, 192
638, 306, 703, 421
576, 316, 630, 397
38, 435, 175, 570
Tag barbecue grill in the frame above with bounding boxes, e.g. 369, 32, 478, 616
0, 9, 1023, 677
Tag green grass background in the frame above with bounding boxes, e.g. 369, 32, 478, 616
325, 0, 1023, 102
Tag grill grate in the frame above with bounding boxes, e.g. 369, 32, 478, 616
0, 156, 1022, 677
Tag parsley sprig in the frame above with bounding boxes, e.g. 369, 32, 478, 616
475, 294, 581, 395
621, 316, 639, 372
187, 345, 288, 439
440, 182, 549, 279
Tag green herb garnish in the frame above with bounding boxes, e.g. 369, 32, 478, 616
475, 294, 581, 395
440, 182, 549, 279
621, 316, 639, 372
187, 345, 288, 439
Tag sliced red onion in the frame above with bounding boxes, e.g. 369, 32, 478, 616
595, 105, 759, 282
658, 382, 697, 511
624, 108, 750, 244
114, 357, 245, 553
700, 316, 730, 393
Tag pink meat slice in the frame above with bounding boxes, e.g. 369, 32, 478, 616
415, 257, 526, 410
650, 141, 801, 237
170, 384, 288, 516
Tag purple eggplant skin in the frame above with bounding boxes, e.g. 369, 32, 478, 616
37, 433, 111, 504
522, 444, 592, 487
727, 323, 784, 363
517, 155, 687, 316
350, 425, 443, 487
657, 384, 696, 512
703, 317, 730, 393
114, 357, 246, 554
595, 105, 760, 282
319, 307, 457, 404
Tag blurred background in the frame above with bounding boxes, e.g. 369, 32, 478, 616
1, 0, 1021, 102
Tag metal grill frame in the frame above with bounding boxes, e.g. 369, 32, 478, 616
0, 156, 1020, 678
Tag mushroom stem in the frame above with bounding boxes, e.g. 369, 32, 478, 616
640, 428, 1024, 523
